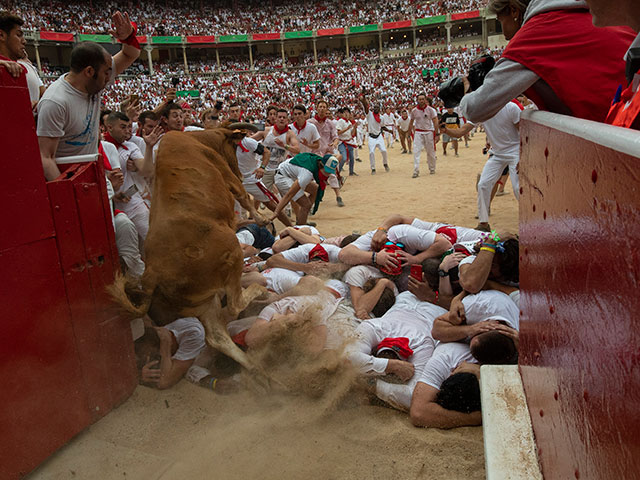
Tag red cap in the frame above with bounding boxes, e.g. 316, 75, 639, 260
376, 337, 414, 360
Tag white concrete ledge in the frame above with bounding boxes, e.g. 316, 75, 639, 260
481, 364, 542, 480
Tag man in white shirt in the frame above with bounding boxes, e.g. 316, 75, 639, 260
359, 91, 389, 175
290, 104, 320, 153
410, 342, 481, 428
103, 112, 154, 241
397, 109, 412, 154
443, 101, 522, 231
135, 317, 206, 390
432, 289, 520, 364
381, 106, 396, 149
409, 94, 440, 178
346, 290, 447, 411
37, 12, 141, 181
335, 107, 357, 176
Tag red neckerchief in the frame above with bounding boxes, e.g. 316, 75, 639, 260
237, 139, 250, 152
315, 114, 326, 123
273, 124, 289, 135
98, 142, 112, 171
416, 104, 426, 111
376, 337, 414, 360
308, 244, 329, 262
293, 120, 307, 134
103, 132, 128, 150
372, 112, 381, 124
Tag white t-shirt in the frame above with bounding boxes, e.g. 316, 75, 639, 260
411, 218, 484, 243
281, 243, 341, 264
18, 59, 43, 103
236, 137, 262, 180
290, 121, 320, 153
418, 342, 477, 390
277, 158, 315, 190
483, 102, 521, 157
37, 58, 116, 157
128, 135, 146, 155
343, 265, 383, 288
261, 267, 303, 294
381, 113, 395, 127
113, 140, 146, 209
387, 224, 437, 255
366, 111, 382, 135
164, 317, 206, 361
335, 118, 353, 142
462, 290, 520, 330
397, 117, 411, 132
263, 126, 288, 171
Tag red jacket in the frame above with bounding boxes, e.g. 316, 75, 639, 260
502, 9, 635, 122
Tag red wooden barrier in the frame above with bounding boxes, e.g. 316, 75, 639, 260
0, 63, 137, 479
519, 111, 640, 479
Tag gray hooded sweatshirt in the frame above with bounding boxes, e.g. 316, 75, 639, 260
460, 0, 589, 123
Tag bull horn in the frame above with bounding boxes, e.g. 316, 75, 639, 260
227, 122, 259, 132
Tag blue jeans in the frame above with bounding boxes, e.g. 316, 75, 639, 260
338, 143, 355, 174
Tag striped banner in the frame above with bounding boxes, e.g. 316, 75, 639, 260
39, 31, 74, 42
382, 20, 411, 30
317, 28, 345, 36
349, 24, 379, 33
416, 15, 447, 26
252, 32, 281, 41
451, 10, 480, 20
151, 36, 182, 44
219, 34, 249, 43
186, 35, 216, 44
77, 34, 112, 43
284, 30, 313, 39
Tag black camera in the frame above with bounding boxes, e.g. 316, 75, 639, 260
437, 54, 496, 108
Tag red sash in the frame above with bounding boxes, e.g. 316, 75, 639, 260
436, 226, 458, 245
372, 113, 381, 124
103, 132, 127, 150
501, 10, 634, 122
98, 142, 112, 171
237, 140, 250, 153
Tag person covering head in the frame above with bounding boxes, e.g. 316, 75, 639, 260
376, 337, 414, 361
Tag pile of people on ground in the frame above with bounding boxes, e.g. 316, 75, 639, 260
6, 0, 487, 36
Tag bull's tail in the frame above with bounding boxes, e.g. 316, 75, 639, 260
107, 271, 157, 319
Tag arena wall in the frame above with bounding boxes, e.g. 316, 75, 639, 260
0, 68, 138, 479
519, 111, 640, 479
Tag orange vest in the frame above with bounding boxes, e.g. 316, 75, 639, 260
606, 70, 640, 130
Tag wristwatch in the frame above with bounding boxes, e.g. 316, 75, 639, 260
438, 269, 449, 277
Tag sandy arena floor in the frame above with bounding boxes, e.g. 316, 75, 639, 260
28, 134, 518, 480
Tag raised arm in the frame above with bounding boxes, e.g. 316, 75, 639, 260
110, 12, 142, 76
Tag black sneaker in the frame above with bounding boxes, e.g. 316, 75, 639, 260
384, 164, 390, 172
371, 169, 376, 175
336, 197, 345, 207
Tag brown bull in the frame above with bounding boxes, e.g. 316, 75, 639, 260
109, 123, 267, 371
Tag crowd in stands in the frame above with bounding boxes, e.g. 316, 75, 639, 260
5, 0, 487, 36
80, 45, 490, 121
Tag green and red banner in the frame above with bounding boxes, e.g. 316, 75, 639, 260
77, 34, 111, 43
219, 34, 249, 43
252, 32, 281, 41
416, 15, 447, 26
451, 10, 480, 20
39, 31, 73, 42
317, 28, 345, 36
349, 24, 379, 34
187, 35, 216, 44
284, 30, 313, 39
382, 20, 411, 30
151, 36, 182, 44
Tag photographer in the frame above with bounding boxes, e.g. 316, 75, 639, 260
448, 0, 635, 124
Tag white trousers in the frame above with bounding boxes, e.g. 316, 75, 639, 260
413, 131, 437, 174
121, 199, 150, 241
477, 153, 520, 223
367, 134, 388, 169
114, 212, 145, 277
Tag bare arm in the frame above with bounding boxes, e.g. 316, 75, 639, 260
410, 383, 482, 429
458, 250, 496, 294
38, 136, 61, 181
443, 122, 474, 139
360, 95, 370, 114
265, 252, 313, 273
271, 227, 321, 253
371, 213, 416, 250
270, 180, 302, 219
110, 12, 142, 76
351, 278, 394, 319
338, 245, 400, 271
156, 330, 195, 390
285, 130, 301, 155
